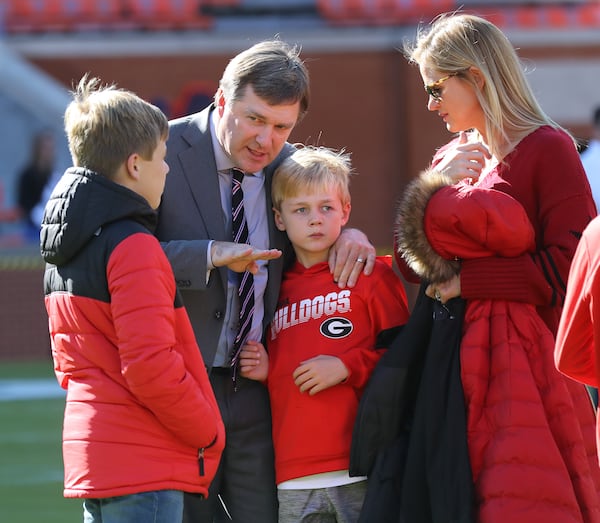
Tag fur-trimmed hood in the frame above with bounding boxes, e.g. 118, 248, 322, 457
395, 168, 535, 283
395, 169, 460, 283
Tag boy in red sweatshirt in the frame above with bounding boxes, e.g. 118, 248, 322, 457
239, 145, 409, 522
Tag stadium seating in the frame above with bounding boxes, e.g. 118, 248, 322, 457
315, 0, 600, 29
3, 0, 69, 33
202, 0, 241, 6
127, 0, 212, 30
170, 80, 216, 118
316, 0, 455, 26
2, 0, 599, 33
2, 0, 212, 33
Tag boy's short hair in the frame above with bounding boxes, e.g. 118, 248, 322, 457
219, 39, 310, 122
64, 75, 168, 178
272, 145, 352, 210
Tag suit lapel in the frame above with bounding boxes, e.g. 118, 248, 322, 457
177, 108, 229, 294
179, 108, 227, 244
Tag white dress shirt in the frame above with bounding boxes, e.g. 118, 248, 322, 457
209, 110, 270, 367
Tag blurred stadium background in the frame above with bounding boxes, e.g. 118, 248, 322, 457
0, 0, 600, 344
0, 0, 600, 360
0, 1, 599, 519
1, 0, 599, 360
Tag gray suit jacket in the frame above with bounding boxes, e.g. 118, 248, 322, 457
156, 105, 293, 369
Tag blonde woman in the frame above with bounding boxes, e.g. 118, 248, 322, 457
383, 13, 599, 523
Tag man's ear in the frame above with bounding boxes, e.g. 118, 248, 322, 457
126, 153, 140, 180
215, 88, 226, 115
273, 207, 286, 231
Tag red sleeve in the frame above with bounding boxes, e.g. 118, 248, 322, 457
425, 183, 535, 260
459, 129, 597, 331
555, 218, 600, 387
339, 258, 409, 388
108, 233, 219, 449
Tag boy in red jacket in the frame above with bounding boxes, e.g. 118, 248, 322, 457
239, 145, 409, 522
40, 76, 278, 522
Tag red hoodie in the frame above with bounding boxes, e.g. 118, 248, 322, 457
266, 257, 409, 484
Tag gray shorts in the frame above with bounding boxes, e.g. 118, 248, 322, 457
278, 480, 367, 523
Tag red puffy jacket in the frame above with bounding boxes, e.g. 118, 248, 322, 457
42, 167, 225, 499
396, 170, 600, 522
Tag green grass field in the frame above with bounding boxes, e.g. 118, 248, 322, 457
0, 360, 81, 522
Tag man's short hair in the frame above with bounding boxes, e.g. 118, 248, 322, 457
219, 39, 310, 122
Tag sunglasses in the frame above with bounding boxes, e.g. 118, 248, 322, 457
424, 74, 457, 101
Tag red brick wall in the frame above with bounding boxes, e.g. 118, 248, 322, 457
0, 268, 51, 361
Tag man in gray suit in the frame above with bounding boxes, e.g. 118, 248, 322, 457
156, 40, 375, 522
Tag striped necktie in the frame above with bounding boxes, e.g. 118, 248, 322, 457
229, 168, 255, 379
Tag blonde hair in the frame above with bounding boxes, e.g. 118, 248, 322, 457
272, 145, 352, 210
64, 75, 168, 178
405, 13, 573, 157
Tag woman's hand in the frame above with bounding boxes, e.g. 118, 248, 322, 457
435, 131, 491, 183
426, 274, 461, 304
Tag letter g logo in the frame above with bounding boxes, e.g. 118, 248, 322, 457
320, 317, 353, 339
